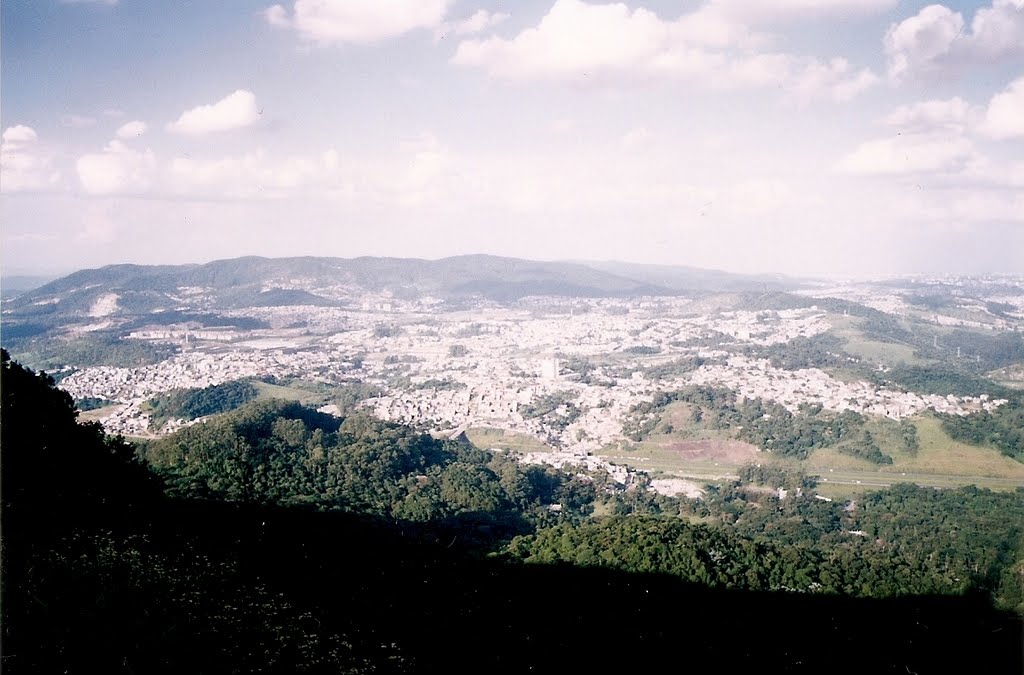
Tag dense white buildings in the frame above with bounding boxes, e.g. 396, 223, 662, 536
59, 299, 1009, 460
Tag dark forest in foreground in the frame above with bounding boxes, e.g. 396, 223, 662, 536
2, 350, 1022, 673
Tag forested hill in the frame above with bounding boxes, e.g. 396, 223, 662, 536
580, 259, 795, 292
3, 351, 1023, 673
0, 254, 796, 318
2, 255, 651, 312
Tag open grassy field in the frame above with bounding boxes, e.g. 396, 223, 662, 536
796, 414, 1024, 481
988, 363, 1024, 390
598, 403, 1024, 497
78, 403, 119, 423
596, 444, 744, 481
826, 314, 930, 366
465, 426, 553, 454
253, 380, 334, 406
883, 414, 1024, 478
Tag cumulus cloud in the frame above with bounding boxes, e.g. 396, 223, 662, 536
1, 125, 60, 192
264, 4, 290, 27
789, 57, 879, 102
848, 73, 1024, 188
707, 0, 897, 23
452, 0, 698, 82
450, 9, 510, 36
979, 75, 1024, 139
72, 137, 349, 200
960, 157, 1024, 188
76, 140, 157, 195
452, 0, 877, 101
265, 0, 453, 44
166, 148, 346, 199
3, 125, 38, 144
885, 0, 1024, 80
882, 97, 978, 133
116, 120, 148, 139
168, 90, 260, 135
837, 133, 976, 175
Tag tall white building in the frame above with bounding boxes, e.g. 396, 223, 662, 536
540, 358, 560, 380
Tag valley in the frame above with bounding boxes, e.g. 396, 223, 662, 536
5, 255, 1023, 497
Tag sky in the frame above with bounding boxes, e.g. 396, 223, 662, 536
1, 0, 1023, 278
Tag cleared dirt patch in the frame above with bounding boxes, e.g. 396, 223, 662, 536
667, 439, 761, 463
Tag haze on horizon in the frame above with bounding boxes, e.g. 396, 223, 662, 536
2, 0, 1022, 279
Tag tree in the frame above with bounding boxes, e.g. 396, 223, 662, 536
1, 349, 159, 518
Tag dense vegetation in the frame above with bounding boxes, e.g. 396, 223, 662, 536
736, 292, 1024, 378
147, 378, 260, 429
13, 333, 178, 370
3, 351, 1022, 672
940, 395, 1024, 461
518, 390, 584, 434
750, 333, 849, 370
624, 385, 883, 461
144, 399, 595, 529
879, 364, 1012, 397
510, 479, 1024, 609
0, 351, 160, 517
75, 395, 112, 411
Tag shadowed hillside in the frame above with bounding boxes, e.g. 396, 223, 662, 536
2, 351, 1021, 674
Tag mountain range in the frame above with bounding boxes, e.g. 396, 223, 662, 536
1, 254, 797, 322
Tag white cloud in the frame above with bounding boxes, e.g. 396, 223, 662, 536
72, 142, 350, 200
885, 1, 1024, 80
452, 0, 877, 101
707, 0, 897, 22
884, 4, 963, 81
548, 118, 577, 135
451, 10, 510, 36
168, 90, 260, 135
663, 6, 767, 49
960, 157, 1024, 188
882, 97, 977, 133
789, 57, 879, 103
1, 126, 60, 192
264, 4, 290, 27
969, 0, 1024, 58
452, 0, 689, 82
3, 125, 38, 144
837, 132, 976, 175
899, 188, 1024, 225
76, 140, 157, 195
727, 178, 794, 214
265, 0, 453, 44
979, 75, 1024, 139
78, 203, 121, 243
116, 120, 148, 139
60, 114, 97, 128
850, 78, 1023, 186
166, 149, 346, 199
621, 127, 653, 150
394, 133, 457, 206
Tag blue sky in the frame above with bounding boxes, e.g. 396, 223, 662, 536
2, 0, 1022, 276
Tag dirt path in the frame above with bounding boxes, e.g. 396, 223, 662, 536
667, 439, 761, 463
